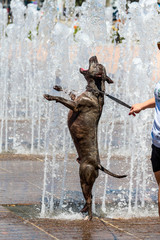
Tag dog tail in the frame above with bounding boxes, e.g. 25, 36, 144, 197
98, 164, 127, 178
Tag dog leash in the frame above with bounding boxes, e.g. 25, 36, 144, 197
87, 87, 131, 109
104, 92, 131, 109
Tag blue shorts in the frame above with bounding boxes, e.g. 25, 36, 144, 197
151, 144, 160, 172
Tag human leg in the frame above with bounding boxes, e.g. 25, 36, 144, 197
154, 170, 160, 217
150, 145, 160, 216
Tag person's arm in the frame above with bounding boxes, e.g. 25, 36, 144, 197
129, 97, 155, 116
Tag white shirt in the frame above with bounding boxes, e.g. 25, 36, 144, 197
151, 81, 160, 148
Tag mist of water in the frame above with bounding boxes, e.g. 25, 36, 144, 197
0, 0, 160, 218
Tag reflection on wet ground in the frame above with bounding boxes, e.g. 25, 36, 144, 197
0, 154, 159, 240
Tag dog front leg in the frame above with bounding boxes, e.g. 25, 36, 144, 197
43, 94, 78, 112
53, 85, 76, 101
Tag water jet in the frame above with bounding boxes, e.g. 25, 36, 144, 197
0, 0, 159, 218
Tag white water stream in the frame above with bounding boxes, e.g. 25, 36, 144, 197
0, 0, 160, 218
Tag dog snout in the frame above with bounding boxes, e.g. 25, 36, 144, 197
89, 56, 98, 65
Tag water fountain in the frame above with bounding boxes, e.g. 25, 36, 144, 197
0, 0, 160, 218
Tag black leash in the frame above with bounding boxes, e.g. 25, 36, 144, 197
87, 87, 131, 109
104, 93, 131, 109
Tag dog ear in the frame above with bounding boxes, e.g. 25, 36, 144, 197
105, 75, 114, 84
102, 67, 114, 84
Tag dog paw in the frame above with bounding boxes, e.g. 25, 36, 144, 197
69, 92, 76, 101
53, 85, 62, 91
43, 94, 54, 101
84, 216, 92, 221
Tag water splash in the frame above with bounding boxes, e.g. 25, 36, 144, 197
0, 0, 159, 218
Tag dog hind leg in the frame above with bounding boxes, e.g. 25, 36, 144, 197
80, 182, 93, 220
80, 202, 88, 213
80, 164, 98, 220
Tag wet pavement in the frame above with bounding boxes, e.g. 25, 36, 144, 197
0, 154, 160, 240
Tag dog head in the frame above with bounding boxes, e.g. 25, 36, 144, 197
80, 56, 113, 92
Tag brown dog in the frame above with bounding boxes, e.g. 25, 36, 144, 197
44, 56, 127, 220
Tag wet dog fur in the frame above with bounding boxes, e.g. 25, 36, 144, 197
44, 56, 126, 220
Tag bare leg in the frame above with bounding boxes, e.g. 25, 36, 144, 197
154, 170, 160, 217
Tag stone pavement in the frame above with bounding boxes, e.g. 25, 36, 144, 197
0, 154, 160, 240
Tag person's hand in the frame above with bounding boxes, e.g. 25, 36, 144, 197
129, 103, 143, 116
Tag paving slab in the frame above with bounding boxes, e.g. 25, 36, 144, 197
0, 154, 160, 240
1, 204, 160, 240
0, 206, 55, 240
0, 154, 43, 205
